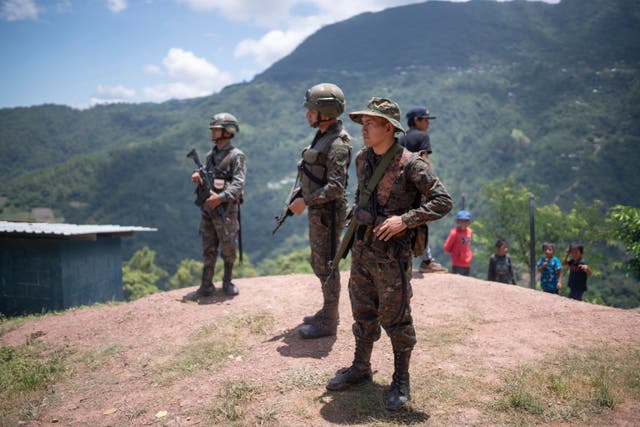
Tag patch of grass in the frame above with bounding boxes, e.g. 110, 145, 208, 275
0, 342, 67, 426
278, 366, 327, 392
235, 310, 276, 335
490, 347, 640, 424
0, 313, 41, 337
254, 404, 278, 425
77, 343, 125, 368
154, 310, 275, 385
209, 379, 259, 422
126, 406, 147, 422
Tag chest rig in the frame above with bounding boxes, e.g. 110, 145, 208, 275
205, 146, 239, 193
298, 124, 350, 197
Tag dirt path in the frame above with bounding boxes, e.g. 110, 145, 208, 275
2, 272, 639, 426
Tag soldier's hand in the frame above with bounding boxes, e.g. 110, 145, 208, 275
374, 216, 408, 242
289, 197, 307, 216
192, 172, 203, 185
205, 191, 222, 209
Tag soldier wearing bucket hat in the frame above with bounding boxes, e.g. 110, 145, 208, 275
326, 97, 452, 411
399, 105, 448, 274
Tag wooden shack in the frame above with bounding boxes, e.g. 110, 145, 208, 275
0, 221, 156, 317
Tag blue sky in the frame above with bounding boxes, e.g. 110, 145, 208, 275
0, 0, 559, 109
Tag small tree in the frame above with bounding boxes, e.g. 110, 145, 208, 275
607, 205, 640, 277
167, 259, 202, 290
122, 246, 168, 301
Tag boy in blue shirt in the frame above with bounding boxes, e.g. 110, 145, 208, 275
536, 242, 562, 294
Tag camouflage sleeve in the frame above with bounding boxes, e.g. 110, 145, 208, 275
304, 139, 351, 206
400, 156, 452, 228
219, 151, 246, 202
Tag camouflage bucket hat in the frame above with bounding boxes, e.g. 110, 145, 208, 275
349, 97, 405, 134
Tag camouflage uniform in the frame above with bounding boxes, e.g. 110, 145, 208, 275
326, 97, 452, 411
350, 145, 451, 348
199, 143, 246, 293
299, 120, 351, 337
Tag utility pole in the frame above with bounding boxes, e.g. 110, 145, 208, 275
529, 194, 536, 289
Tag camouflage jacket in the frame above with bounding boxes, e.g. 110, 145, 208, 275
204, 143, 246, 203
298, 120, 351, 208
354, 142, 452, 228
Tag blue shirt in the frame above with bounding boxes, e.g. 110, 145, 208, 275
537, 256, 561, 292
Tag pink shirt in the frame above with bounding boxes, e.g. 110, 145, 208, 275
444, 226, 473, 268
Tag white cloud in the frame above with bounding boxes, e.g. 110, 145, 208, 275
144, 64, 163, 75
107, 0, 127, 13
142, 48, 232, 101
96, 84, 136, 98
1, 0, 38, 21
94, 48, 231, 105
235, 28, 309, 66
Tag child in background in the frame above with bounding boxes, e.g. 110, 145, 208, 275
536, 242, 562, 294
444, 209, 473, 276
488, 238, 516, 284
562, 242, 592, 301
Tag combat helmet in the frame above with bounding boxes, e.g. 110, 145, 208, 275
209, 112, 239, 136
303, 83, 346, 118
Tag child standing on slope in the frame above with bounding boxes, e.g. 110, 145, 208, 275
444, 209, 473, 276
536, 242, 562, 294
488, 238, 516, 284
562, 242, 592, 301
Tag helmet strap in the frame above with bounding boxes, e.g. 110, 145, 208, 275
312, 112, 334, 129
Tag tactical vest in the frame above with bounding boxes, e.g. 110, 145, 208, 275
298, 124, 351, 197
205, 146, 240, 194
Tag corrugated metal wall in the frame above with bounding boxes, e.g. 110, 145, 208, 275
0, 236, 124, 317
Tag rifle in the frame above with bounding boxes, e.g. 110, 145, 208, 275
187, 148, 228, 236
272, 179, 302, 235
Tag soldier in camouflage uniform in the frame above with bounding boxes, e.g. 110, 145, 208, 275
187, 113, 246, 298
289, 83, 352, 339
326, 98, 452, 410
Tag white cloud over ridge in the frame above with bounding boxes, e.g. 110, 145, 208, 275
107, 0, 127, 13
93, 48, 232, 105
1, 0, 38, 21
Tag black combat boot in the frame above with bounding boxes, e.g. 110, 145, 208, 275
384, 349, 411, 410
221, 261, 239, 295
299, 275, 339, 338
184, 265, 215, 301
326, 339, 373, 391
302, 308, 324, 325
299, 304, 337, 338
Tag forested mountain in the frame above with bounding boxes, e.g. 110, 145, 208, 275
1, 0, 639, 274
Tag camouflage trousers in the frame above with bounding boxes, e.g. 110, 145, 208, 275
200, 203, 239, 269
348, 230, 417, 351
308, 203, 346, 299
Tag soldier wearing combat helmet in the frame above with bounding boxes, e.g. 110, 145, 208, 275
326, 97, 452, 410
186, 112, 246, 299
288, 83, 352, 339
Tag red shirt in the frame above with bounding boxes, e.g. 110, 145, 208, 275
444, 226, 473, 268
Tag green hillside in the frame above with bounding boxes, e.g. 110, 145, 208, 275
1, 0, 639, 279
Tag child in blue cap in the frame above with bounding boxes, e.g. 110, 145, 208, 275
444, 209, 473, 275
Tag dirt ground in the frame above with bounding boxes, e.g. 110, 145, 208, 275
2, 271, 639, 426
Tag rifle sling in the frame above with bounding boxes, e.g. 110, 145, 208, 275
331, 143, 402, 268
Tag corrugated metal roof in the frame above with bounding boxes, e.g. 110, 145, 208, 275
0, 221, 157, 238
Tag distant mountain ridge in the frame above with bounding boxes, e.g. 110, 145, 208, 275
260, 0, 640, 81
